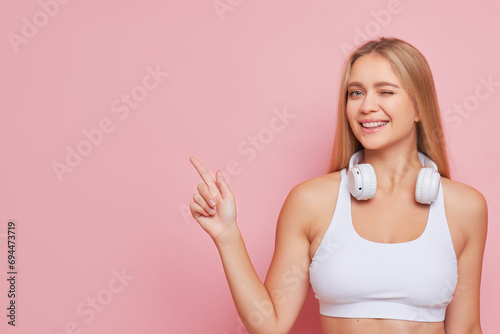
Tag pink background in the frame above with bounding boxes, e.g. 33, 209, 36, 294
1, 1, 499, 333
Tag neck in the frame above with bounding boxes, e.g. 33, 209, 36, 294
362, 147, 422, 193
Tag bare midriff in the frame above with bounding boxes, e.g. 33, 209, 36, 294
320, 316, 445, 334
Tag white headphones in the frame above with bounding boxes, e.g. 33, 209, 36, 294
347, 150, 441, 204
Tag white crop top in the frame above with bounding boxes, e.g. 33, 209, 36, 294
309, 168, 458, 322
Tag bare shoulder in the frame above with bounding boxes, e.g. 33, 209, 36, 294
287, 171, 342, 209
277, 171, 342, 233
441, 178, 488, 217
441, 178, 488, 240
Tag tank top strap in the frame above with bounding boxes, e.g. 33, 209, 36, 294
341, 168, 347, 179
424, 179, 444, 232
329, 168, 351, 232
425, 180, 457, 261
309, 168, 351, 265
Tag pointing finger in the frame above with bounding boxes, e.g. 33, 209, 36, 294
189, 156, 218, 194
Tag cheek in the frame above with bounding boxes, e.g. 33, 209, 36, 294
346, 103, 356, 123
346, 112, 357, 130
392, 101, 417, 123
391, 97, 418, 122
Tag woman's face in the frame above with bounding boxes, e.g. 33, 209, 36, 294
346, 54, 420, 151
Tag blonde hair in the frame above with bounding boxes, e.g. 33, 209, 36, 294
327, 37, 450, 178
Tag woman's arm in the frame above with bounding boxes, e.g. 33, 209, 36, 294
443, 179, 488, 334
189, 156, 317, 334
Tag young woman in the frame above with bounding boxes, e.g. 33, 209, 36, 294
189, 37, 488, 334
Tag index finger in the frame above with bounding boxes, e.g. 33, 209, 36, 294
189, 156, 218, 192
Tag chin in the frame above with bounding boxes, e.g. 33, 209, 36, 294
357, 141, 387, 151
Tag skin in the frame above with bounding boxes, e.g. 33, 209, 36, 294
189, 54, 488, 334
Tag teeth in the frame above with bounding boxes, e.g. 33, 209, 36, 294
361, 121, 388, 128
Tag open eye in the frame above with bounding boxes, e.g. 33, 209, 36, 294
348, 90, 363, 97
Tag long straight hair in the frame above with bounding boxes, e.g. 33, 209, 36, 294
327, 37, 450, 178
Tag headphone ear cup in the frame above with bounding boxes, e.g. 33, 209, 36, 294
348, 163, 377, 200
415, 168, 441, 204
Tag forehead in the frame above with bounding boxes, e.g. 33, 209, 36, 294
349, 54, 400, 85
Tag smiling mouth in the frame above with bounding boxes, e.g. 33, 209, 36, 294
360, 121, 389, 129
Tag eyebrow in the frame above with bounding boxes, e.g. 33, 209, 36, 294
346, 81, 401, 89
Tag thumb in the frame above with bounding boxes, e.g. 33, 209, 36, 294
216, 170, 233, 198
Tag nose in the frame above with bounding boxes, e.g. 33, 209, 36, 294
359, 93, 379, 114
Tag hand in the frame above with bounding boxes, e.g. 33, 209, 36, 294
189, 156, 238, 243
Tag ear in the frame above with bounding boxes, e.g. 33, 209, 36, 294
414, 109, 421, 123
411, 99, 421, 122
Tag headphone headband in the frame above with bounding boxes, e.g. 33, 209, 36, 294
348, 150, 365, 170
349, 151, 438, 172
417, 152, 438, 171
